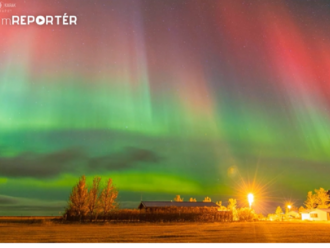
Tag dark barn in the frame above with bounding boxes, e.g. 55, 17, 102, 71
138, 201, 219, 212
137, 201, 232, 222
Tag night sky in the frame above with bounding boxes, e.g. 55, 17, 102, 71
1, 0, 330, 215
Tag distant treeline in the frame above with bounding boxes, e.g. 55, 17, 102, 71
65, 207, 233, 223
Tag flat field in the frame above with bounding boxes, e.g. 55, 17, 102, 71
0, 218, 330, 243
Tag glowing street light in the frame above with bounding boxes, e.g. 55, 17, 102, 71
248, 193, 254, 208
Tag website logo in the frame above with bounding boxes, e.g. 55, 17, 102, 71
0, 2, 16, 13
2, 14, 77, 26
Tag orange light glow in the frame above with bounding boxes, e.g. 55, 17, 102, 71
248, 193, 254, 208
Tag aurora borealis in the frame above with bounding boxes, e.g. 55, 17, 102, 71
1, 0, 330, 215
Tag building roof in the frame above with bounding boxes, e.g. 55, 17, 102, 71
138, 201, 219, 209
301, 208, 330, 213
316, 208, 330, 213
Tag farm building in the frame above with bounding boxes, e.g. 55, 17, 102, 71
301, 208, 330, 221
137, 201, 232, 222
138, 201, 219, 212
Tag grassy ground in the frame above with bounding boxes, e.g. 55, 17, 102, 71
0, 218, 330, 243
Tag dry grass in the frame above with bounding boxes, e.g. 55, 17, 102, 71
1, 220, 330, 243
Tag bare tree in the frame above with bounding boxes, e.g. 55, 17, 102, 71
67, 175, 89, 221
174, 195, 183, 202
227, 198, 238, 221
304, 191, 317, 209
216, 201, 227, 210
227, 198, 237, 210
88, 176, 101, 221
315, 188, 330, 208
99, 178, 118, 220
237, 207, 256, 221
275, 206, 283, 221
